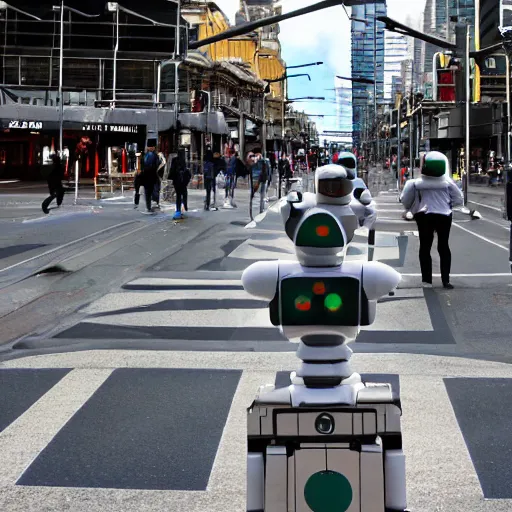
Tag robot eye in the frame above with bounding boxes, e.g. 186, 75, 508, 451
318, 178, 354, 198
315, 413, 335, 434
338, 157, 356, 170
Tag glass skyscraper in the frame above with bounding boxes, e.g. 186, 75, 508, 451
350, 1, 387, 147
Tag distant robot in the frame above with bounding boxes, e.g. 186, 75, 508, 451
243, 165, 407, 511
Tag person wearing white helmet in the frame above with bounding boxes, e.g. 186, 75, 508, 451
400, 151, 463, 289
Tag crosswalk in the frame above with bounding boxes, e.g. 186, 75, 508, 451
2, 192, 512, 512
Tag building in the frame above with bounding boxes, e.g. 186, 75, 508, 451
350, 1, 387, 150
383, 32, 409, 100
0, 0, 186, 181
182, 0, 286, 156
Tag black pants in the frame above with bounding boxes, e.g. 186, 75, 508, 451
143, 180, 156, 211
205, 179, 213, 209
415, 212, 453, 284
42, 180, 64, 211
175, 187, 188, 213
134, 174, 141, 206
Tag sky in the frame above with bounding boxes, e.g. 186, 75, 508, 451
214, 0, 426, 138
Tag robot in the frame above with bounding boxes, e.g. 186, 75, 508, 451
243, 165, 407, 512
281, 164, 377, 259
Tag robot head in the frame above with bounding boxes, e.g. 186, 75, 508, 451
335, 152, 357, 175
421, 151, 450, 179
315, 164, 355, 206
293, 207, 348, 267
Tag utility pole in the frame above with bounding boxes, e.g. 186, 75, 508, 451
464, 24, 470, 205
374, 11, 378, 165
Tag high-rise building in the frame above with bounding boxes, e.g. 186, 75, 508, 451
383, 32, 409, 100
422, 1, 475, 92
479, 0, 500, 47
350, 1, 387, 147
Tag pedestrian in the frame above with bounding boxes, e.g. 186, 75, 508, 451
400, 151, 463, 289
226, 152, 238, 201
203, 147, 215, 210
133, 166, 142, 209
169, 148, 191, 219
278, 153, 292, 195
42, 153, 65, 214
151, 150, 166, 209
140, 140, 159, 214
249, 152, 268, 214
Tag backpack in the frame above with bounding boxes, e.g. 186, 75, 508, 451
144, 151, 158, 173
204, 161, 215, 181
176, 165, 189, 187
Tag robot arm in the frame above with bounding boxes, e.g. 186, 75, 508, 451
241, 261, 279, 301
362, 261, 401, 300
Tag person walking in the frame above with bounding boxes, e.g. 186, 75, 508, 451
278, 153, 292, 195
151, 150, 166, 209
138, 141, 159, 214
248, 152, 268, 215
400, 151, 463, 289
203, 148, 215, 210
42, 153, 65, 214
169, 148, 191, 219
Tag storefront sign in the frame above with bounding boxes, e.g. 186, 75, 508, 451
82, 124, 139, 133
9, 120, 43, 130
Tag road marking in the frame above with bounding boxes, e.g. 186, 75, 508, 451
401, 273, 512, 277
453, 222, 509, 251
479, 216, 510, 230
0, 220, 137, 273
468, 199, 502, 212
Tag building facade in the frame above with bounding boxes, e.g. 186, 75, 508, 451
0, 0, 186, 181
350, 1, 387, 150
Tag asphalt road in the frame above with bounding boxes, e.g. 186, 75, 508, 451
1, 175, 512, 512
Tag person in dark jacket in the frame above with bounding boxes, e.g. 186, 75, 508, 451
203, 147, 215, 210
169, 148, 191, 219
42, 153, 65, 214
140, 142, 159, 214
278, 153, 292, 195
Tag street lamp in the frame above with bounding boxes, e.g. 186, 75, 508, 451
52, 4, 100, 160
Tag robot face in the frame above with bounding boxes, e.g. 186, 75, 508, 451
421, 151, 449, 178
336, 152, 357, 177
315, 164, 355, 200
280, 276, 360, 327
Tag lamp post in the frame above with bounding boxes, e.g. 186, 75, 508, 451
52, 4, 100, 204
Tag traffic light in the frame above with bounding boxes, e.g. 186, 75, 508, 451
280, 276, 360, 326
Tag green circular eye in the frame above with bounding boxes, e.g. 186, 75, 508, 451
324, 293, 342, 312
304, 470, 353, 512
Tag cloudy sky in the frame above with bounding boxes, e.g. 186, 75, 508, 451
214, 0, 426, 136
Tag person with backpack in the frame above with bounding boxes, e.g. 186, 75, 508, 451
140, 141, 159, 214
169, 148, 191, 219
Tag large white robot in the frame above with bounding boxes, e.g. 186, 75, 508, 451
281, 163, 377, 259
243, 166, 407, 512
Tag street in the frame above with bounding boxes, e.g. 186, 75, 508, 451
1, 174, 512, 512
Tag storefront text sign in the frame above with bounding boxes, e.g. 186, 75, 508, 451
82, 124, 139, 133
9, 120, 43, 130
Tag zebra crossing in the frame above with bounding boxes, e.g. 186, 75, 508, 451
2, 193, 512, 511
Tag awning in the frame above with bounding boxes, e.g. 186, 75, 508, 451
178, 111, 229, 135
0, 104, 177, 131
